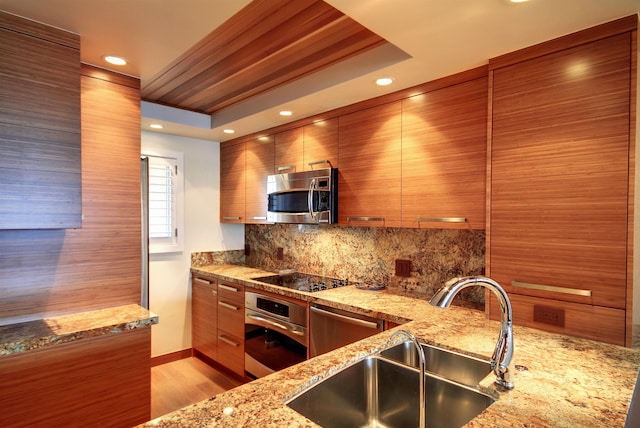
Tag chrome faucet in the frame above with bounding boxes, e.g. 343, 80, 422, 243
384, 330, 426, 428
429, 276, 515, 389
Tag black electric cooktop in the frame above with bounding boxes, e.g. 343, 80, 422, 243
252, 272, 349, 293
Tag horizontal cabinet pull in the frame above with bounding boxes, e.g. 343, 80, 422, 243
193, 277, 212, 284
417, 217, 466, 223
218, 284, 240, 293
218, 301, 240, 311
248, 216, 267, 220
222, 216, 241, 220
308, 159, 332, 169
347, 217, 385, 222
512, 281, 592, 297
218, 335, 240, 347
277, 165, 295, 172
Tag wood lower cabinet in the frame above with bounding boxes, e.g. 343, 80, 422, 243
216, 281, 245, 376
0, 328, 151, 427
487, 26, 634, 345
192, 274, 218, 361
0, 12, 81, 229
220, 141, 245, 223
401, 77, 487, 229
338, 102, 402, 227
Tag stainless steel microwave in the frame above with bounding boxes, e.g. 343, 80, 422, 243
266, 168, 337, 224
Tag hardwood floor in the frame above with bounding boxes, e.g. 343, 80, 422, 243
151, 357, 245, 420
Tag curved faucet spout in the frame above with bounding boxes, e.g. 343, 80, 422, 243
429, 276, 515, 389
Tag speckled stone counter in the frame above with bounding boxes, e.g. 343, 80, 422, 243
0, 304, 158, 356
145, 265, 640, 427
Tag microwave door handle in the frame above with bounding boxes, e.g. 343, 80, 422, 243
308, 178, 317, 220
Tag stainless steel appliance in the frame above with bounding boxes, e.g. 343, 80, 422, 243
310, 304, 383, 357
266, 167, 337, 224
252, 272, 349, 293
244, 291, 308, 378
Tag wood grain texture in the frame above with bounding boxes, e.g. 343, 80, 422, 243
245, 136, 274, 223
0, 327, 151, 427
0, 65, 141, 323
0, 14, 81, 229
626, 29, 637, 347
275, 127, 303, 173
220, 141, 245, 223
216, 281, 245, 376
488, 32, 633, 343
192, 275, 218, 362
141, 0, 386, 114
401, 76, 488, 229
338, 102, 402, 227
303, 117, 339, 170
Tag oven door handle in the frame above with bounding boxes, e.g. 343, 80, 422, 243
247, 313, 305, 337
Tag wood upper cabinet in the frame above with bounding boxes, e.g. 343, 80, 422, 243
0, 12, 81, 229
303, 117, 338, 170
192, 274, 218, 361
245, 135, 274, 223
220, 141, 245, 223
487, 32, 633, 345
401, 77, 487, 229
275, 127, 303, 174
338, 102, 402, 227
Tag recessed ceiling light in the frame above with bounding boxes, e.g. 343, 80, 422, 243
149, 123, 163, 129
223, 129, 235, 134
104, 55, 127, 66
376, 77, 394, 86
279, 110, 293, 116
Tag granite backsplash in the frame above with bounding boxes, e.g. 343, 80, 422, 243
193, 224, 486, 305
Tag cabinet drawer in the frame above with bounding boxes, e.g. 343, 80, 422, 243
218, 281, 244, 303
488, 293, 625, 346
218, 298, 244, 338
217, 332, 244, 376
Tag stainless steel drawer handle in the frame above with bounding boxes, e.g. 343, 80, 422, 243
248, 216, 267, 220
512, 281, 592, 297
347, 217, 385, 222
218, 301, 240, 311
218, 335, 239, 347
193, 277, 212, 284
219, 284, 240, 293
247, 313, 305, 336
308, 159, 332, 169
417, 217, 466, 223
222, 216, 241, 220
277, 165, 295, 172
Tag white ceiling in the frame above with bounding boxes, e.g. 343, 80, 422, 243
1, 0, 639, 142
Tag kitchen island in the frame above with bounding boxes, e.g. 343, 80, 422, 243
143, 264, 640, 427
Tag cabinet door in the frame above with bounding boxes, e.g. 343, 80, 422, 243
489, 34, 631, 331
303, 117, 338, 170
401, 77, 487, 229
217, 282, 245, 376
0, 17, 81, 229
275, 127, 303, 174
220, 141, 245, 223
192, 275, 218, 361
338, 102, 402, 227
245, 136, 274, 223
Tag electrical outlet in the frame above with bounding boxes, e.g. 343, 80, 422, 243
395, 259, 411, 277
533, 305, 565, 327
277, 247, 284, 260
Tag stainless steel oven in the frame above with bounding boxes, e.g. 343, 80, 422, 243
244, 291, 308, 378
266, 167, 337, 224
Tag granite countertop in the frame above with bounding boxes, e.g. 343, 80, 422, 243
140, 264, 640, 427
0, 304, 158, 356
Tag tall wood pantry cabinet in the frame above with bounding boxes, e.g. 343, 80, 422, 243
487, 17, 636, 346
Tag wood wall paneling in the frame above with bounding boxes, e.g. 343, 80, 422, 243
0, 15, 81, 229
401, 77, 488, 229
245, 136, 275, 223
220, 141, 246, 223
338, 102, 402, 227
0, 327, 151, 427
0, 64, 142, 323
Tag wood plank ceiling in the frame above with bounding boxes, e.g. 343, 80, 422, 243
141, 0, 388, 115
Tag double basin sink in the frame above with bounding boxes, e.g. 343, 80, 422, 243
286, 341, 496, 427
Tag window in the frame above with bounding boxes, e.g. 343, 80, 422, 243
143, 151, 184, 254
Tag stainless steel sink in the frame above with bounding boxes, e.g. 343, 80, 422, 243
286, 355, 495, 428
380, 341, 492, 387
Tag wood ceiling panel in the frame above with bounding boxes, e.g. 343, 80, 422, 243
141, 0, 388, 115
